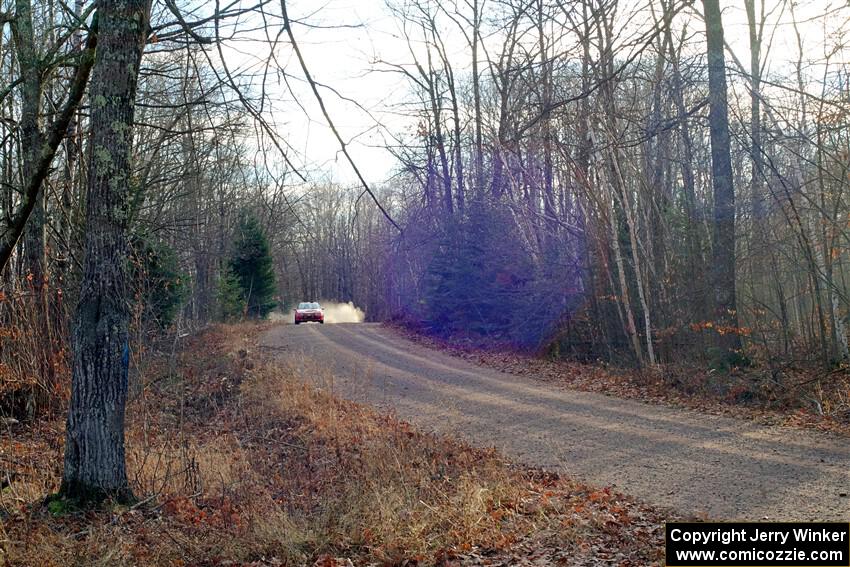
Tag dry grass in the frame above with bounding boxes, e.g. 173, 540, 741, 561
0, 323, 666, 566
0, 289, 69, 421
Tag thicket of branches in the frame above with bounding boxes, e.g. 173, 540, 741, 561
295, 0, 850, 375
0, 0, 846, 515
0, 0, 848, 459
0, 0, 300, 419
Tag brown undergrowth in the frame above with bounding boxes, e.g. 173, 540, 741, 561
0, 323, 667, 566
388, 323, 850, 437
0, 289, 69, 421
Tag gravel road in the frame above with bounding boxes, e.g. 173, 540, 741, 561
262, 322, 850, 521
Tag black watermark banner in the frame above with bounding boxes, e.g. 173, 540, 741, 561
666, 522, 850, 566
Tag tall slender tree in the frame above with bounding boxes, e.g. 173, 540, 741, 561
702, 0, 741, 354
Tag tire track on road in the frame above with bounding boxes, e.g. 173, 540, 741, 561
264, 323, 850, 521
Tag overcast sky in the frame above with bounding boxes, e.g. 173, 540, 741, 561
234, 0, 848, 187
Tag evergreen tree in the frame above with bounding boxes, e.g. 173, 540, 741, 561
131, 235, 187, 329
228, 215, 277, 318
424, 203, 533, 341
217, 266, 246, 321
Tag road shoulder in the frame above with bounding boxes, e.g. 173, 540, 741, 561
386, 323, 850, 438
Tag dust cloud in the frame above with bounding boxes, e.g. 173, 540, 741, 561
320, 301, 365, 324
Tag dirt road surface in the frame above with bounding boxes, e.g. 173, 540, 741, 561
262, 323, 850, 520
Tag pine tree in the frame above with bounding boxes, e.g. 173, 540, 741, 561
228, 215, 277, 318
131, 235, 187, 328
217, 266, 246, 321
424, 203, 532, 341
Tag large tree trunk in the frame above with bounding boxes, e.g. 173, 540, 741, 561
702, 0, 741, 352
61, 0, 150, 503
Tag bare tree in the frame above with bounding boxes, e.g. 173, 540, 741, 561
61, 0, 152, 502
702, 0, 740, 352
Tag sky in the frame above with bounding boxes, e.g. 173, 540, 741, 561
220, 0, 849, 187
256, 1, 414, 186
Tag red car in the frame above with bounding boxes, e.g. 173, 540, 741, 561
294, 302, 324, 324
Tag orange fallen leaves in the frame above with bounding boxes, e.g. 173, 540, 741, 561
1, 323, 669, 566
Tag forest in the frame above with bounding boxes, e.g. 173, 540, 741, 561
0, 0, 849, 564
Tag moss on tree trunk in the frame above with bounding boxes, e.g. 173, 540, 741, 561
60, 0, 151, 505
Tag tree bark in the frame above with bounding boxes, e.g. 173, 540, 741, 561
702, 0, 741, 352
61, 0, 150, 503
